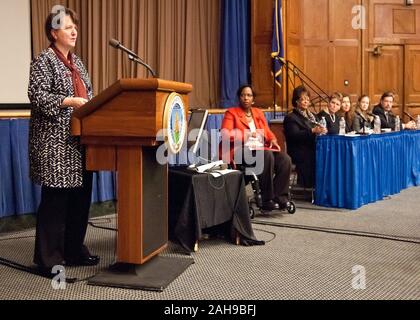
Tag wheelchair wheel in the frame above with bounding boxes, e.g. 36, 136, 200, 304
249, 207, 255, 219
286, 201, 296, 214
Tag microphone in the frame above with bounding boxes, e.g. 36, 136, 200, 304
109, 39, 157, 78
403, 111, 416, 121
109, 39, 139, 58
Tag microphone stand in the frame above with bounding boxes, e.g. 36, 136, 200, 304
110, 39, 158, 78
403, 111, 415, 121
128, 55, 158, 78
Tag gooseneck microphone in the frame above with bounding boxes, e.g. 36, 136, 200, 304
109, 39, 157, 78
403, 111, 416, 121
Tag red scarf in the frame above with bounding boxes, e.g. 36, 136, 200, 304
50, 45, 88, 99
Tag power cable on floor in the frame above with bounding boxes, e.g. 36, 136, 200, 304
251, 220, 420, 245
0, 235, 34, 242
0, 218, 116, 282
252, 228, 277, 243
0, 256, 80, 283
88, 222, 117, 232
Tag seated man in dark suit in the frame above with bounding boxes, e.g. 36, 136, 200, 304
372, 92, 416, 130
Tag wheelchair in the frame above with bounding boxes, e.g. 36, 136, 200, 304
238, 165, 296, 219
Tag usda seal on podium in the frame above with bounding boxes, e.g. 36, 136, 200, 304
163, 92, 187, 154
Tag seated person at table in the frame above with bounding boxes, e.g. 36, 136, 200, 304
337, 93, 353, 132
284, 85, 327, 189
317, 92, 343, 134
372, 92, 416, 130
352, 95, 374, 133
220, 85, 292, 211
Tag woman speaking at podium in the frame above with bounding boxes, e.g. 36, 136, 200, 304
28, 7, 99, 277
221, 85, 292, 212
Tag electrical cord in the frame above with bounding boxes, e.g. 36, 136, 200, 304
0, 235, 35, 242
252, 228, 277, 243
252, 219, 420, 245
88, 222, 117, 232
0, 256, 79, 283
0, 217, 117, 282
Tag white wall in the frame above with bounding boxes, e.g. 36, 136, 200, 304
0, 0, 31, 104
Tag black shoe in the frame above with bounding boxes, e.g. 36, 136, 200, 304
261, 200, 280, 211
66, 255, 100, 267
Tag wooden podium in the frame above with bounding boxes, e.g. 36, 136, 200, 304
72, 78, 194, 290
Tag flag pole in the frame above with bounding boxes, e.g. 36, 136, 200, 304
273, 57, 277, 119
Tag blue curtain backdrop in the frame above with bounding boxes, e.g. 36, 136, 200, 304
220, 0, 251, 108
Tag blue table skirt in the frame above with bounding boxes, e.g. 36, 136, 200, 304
315, 131, 420, 209
0, 119, 116, 218
0, 112, 281, 217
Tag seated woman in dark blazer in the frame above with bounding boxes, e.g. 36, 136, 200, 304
220, 85, 292, 211
284, 86, 327, 189
317, 92, 343, 134
352, 95, 374, 133
337, 93, 353, 132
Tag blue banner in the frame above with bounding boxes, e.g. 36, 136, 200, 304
271, 0, 285, 87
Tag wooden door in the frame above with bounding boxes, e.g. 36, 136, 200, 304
251, 0, 278, 108
367, 45, 404, 114
405, 45, 420, 118
366, 0, 420, 119
301, 0, 362, 100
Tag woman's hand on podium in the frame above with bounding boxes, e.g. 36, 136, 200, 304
62, 97, 88, 109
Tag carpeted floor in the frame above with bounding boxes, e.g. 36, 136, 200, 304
0, 187, 419, 300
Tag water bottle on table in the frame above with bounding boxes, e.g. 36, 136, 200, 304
374, 115, 381, 134
395, 116, 400, 132
319, 116, 327, 135
339, 117, 346, 135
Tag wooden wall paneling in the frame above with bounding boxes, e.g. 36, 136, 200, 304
287, 0, 300, 39
370, 0, 420, 44
302, 0, 329, 41
303, 44, 330, 94
251, 0, 278, 107
301, 0, 330, 101
285, 0, 302, 110
329, 0, 362, 99
368, 45, 404, 113
405, 45, 420, 118
330, 46, 361, 100
361, 0, 369, 95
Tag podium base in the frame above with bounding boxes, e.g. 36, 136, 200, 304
88, 256, 194, 292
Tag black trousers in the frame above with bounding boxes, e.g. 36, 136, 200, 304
258, 151, 292, 203
33, 171, 93, 268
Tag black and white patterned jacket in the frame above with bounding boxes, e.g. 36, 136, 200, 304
28, 48, 93, 188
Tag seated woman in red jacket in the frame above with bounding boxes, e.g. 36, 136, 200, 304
220, 85, 292, 211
